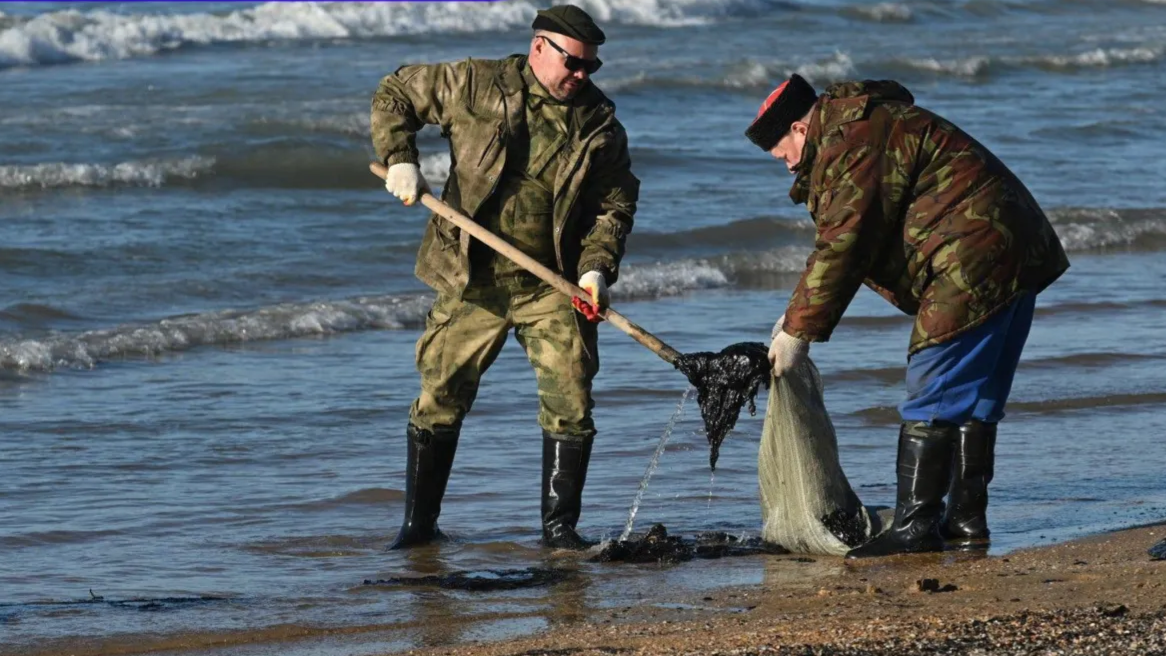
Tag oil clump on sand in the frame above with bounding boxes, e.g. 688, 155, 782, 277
593, 524, 788, 564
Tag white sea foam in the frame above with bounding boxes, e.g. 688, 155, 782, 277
0, 156, 215, 189
0, 294, 432, 372
1048, 208, 1166, 251
1024, 46, 1163, 70
847, 2, 912, 22
0, 152, 450, 189
791, 52, 856, 85
0, 0, 790, 68
895, 55, 992, 78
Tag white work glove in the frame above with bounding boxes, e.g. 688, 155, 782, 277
579, 271, 609, 310
384, 162, 429, 206
768, 314, 810, 378
573, 271, 608, 322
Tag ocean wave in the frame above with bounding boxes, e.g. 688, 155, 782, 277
853, 391, 1166, 423
206, 147, 451, 190
624, 208, 1166, 259
1022, 46, 1164, 70
884, 46, 1163, 80
792, 52, 856, 85
1034, 298, 1166, 318
1048, 208, 1166, 251
0, 150, 450, 191
0, 303, 82, 325
607, 52, 855, 93
829, 351, 1166, 387
615, 245, 809, 299
0, 248, 809, 372
617, 208, 1166, 299
0, 0, 797, 69
615, 261, 732, 298
0, 294, 432, 372
629, 216, 814, 252
1008, 392, 1166, 415
3, 207, 1162, 373
612, 42, 1161, 93
840, 2, 913, 23
886, 55, 994, 78
0, 156, 214, 190
249, 111, 371, 140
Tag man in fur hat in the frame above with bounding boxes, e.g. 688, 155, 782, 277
746, 75, 1068, 557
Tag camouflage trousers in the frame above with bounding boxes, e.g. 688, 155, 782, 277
409, 276, 599, 440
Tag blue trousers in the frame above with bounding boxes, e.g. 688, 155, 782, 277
899, 294, 1035, 425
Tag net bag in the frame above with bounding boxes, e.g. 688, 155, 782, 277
758, 359, 872, 556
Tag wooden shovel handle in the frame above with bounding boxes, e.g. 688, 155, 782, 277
370, 162, 680, 365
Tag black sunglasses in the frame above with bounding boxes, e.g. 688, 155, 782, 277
539, 36, 602, 75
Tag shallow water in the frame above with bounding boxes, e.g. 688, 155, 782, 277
621, 387, 691, 541
3, 0, 1166, 653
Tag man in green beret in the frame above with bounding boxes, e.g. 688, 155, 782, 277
371, 5, 638, 550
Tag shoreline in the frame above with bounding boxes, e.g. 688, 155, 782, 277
9, 522, 1165, 656
440, 523, 1166, 656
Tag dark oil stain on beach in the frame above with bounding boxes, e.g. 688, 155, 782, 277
592, 524, 788, 564
1150, 538, 1166, 561
0, 592, 231, 615
363, 568, 574, 591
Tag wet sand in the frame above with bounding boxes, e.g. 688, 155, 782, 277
12, 523, 1165, 656
430, 523, 1166, 656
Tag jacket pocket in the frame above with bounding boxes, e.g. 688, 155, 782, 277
430, 215, 460, 251
476, 122, 504, 168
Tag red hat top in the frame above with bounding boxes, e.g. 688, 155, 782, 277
745, 74, 818, 151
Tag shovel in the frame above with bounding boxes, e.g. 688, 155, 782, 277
369, 162, 680, 364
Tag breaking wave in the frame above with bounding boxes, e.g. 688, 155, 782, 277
886, 55, 994, 79
884, 46, 1164, 79
609, 42, 1162, 92
616, 246, 809, 299
629, 216, 814, 253
0, 0, 802, 69
615, 207, 1166, 301
0, 151, 450, 191
840, 2, 913, 22
608, 52, 855, 93
629, 208, 1166, 258
1023, 46, 1164, 70
0, 156, 215, 189
0, 294, 432, 372
0, 248, 807, 372
4, 208, 1164, 372
1047, 208, 1166, 252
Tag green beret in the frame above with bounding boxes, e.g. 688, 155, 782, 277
532, 4, 606, 46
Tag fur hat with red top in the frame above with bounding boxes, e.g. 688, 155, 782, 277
744, 74, 818, 151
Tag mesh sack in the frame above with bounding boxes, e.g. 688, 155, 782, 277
758, 358, 872, 555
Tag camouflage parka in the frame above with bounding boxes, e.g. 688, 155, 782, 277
371, 55, 639, 295
783, 80, 1069, 354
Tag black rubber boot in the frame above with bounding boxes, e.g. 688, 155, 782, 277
941, 421, 997, 547
847, 421, 957, 559
541, 431, 594, 550
388, 424, 458, 550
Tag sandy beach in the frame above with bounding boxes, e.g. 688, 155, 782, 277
414, 524, 1166, 656
10, 523, 1163, 656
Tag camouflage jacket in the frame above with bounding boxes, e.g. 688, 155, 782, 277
371, 55, 639, 295
783, 80, 1069, 354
